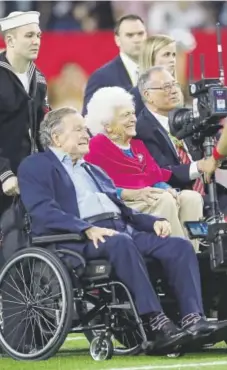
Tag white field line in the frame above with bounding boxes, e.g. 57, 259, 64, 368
106, 360, 227, 370
66, 336, 86, 341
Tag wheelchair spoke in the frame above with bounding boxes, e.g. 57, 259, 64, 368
18, 262, 34, 302
1, 289, 27, 305
4, 315, 28, 341
32, 310, 54, 347
15, 314, 32, 353
2, 308, 26, 330
2, 271, 28, 303
32, 308, 58, 335
29, 313, 38, 354
28, 258, 36, 294
3, 308, 27, 321
36, 292, 62, 305
32, 305, 59, 312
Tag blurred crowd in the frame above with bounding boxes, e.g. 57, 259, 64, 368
1, 1, 225, 112
0, 1, 227, 33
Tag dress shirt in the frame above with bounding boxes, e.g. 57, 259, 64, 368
151, 111, 201, 180
120, 52, 139, 87
50, 147, 121, 219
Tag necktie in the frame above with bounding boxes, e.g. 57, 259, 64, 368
176, 142, 205, 195
134, 67, 139, 86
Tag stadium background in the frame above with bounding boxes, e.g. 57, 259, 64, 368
1, 0, 227, 113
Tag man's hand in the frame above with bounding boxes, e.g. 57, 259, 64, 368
196, 159, 206, 173
85, 226, 119, 249
202, 156, 219, 183
2, 176, 20, 196
153, 220, 171, 238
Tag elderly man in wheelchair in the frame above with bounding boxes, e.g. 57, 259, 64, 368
1, 107, 227, 362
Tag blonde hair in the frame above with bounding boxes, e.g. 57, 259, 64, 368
139, 34, 176, 77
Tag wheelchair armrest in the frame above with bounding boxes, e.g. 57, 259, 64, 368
56, 249, 86, 268
32, 233, 85, 245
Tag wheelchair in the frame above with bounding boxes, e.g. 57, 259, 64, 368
1, 232, 227, 362
0, 232, 155, 362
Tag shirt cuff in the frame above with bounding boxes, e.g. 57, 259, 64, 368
116, 188, 123, 198
189, 162, 201, 180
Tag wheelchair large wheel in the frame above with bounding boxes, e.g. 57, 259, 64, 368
0, 247, 74, 361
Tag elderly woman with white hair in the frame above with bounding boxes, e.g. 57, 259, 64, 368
84, 86, 203, 251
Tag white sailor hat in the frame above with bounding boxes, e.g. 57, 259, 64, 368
0, 11, 40, 32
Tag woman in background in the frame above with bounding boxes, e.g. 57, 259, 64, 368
131, 34, 181, 116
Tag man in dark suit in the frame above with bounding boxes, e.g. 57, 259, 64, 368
82, 14, 147, 116
18, 106, 227, 351
136, 66, 227, 215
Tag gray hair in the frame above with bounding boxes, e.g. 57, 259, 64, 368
39, 107, 77, 149
85, 87, 135, 136
138, 65, 166, 98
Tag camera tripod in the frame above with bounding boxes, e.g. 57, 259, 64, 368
201, 135, 227, 271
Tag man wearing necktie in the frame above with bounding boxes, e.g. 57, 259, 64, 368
136, 66, 227, 215
82, 14, 147, 116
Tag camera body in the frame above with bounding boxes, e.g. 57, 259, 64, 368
169, 78, 227, 142
189, 78, 227, 119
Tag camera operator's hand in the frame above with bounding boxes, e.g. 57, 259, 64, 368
196, 159, 206, 173
202, 156, 219, 183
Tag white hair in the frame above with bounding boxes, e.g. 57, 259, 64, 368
85, 87, 135, 136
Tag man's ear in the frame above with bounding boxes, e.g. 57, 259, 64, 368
52, 133, 61, 147
143, 90, 153, 104
5, 33, 13, 48
114, 34, 120, 48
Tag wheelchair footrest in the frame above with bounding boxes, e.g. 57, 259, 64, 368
108, 303, 131, 309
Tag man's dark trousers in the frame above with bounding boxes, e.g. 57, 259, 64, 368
83, 218, 204, 317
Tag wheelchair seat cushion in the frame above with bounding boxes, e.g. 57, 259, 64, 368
82, 259, 112, 281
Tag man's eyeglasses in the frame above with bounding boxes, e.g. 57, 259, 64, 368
147, 82, 181, 94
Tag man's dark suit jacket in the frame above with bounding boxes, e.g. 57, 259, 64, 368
130, 86, 144, 117
82, 56, 133, 116
136, 107, 227, 214
17, 149, 161, 264
136, 107, 203, 187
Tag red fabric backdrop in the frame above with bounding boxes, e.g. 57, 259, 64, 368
1, 29, 227, 81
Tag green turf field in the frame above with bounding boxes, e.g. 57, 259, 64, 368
1, 335, 227, 370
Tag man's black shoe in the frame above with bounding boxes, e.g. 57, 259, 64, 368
185, 318, 227, 343
148, 320, 192, 351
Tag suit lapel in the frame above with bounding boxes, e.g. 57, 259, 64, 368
45, 149, 77, 194
145, 109, 179, 161
115, 56, 133, 89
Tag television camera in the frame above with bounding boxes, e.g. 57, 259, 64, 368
169, 24, 227, 272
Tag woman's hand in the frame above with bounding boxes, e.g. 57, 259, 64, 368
121, 187, 164, 203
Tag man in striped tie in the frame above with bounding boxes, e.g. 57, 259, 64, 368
136, 66, 227, 216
